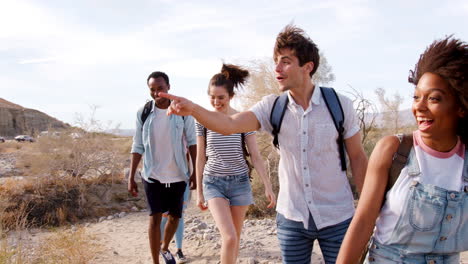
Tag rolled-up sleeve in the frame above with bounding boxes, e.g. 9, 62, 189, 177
131, 109, 144, 154
249, 94, 276, 134
338, 94, 360, 139
184, 116, 197, 146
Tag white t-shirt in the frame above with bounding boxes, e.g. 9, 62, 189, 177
148, 107, 186, 183
374, 130, 466, 243
250, 88, 360, 229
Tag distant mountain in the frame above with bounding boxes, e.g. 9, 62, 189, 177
366, 109, 415, 128
105, 128, 135, 137
0, 98, 70, 138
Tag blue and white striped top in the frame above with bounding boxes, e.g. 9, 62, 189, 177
195, 122, 254, 177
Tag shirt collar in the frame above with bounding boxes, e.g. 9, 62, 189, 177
285, 85, 321, 108
311, 86, 321, 105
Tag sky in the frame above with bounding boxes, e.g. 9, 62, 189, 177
1, 0, 467, 129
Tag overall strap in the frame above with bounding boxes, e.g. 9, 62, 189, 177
320, 87, 346, 171
270, 93, 289, 149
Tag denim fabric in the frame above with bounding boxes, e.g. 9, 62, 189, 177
276, 213, 351, 264
364, 240, 460, 264
131, 102, 196, 182
366, 148, 468, 263
202, 173, 254, 206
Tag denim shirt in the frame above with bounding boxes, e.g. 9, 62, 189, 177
131, 102, 196, 182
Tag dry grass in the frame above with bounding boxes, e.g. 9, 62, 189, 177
0, 226, 100, 264
0, 141, 24, 154
35, 228, 101, 264
0, 129, 137, 229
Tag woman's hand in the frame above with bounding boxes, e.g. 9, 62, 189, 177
197, 192, 208, 211
264, 186, 276, 208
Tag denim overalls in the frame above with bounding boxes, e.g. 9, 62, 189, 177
366, 148, 468, 264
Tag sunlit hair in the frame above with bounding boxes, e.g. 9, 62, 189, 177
147, 71, 169, 86
274, 24, 320, 77
409, 36, 468, 143
208, 64, 249, 97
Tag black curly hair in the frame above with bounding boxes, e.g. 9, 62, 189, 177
408, 36, 468, 144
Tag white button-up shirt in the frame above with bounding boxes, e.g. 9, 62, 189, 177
250, 88, 360, 229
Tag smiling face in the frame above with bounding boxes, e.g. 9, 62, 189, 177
412, 72, 463, 140
274, 48, 313, 92
148, 77, 170, 108
209, 85, 231, 113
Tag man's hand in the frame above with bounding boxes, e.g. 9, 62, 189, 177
189, 172, 197, 190
158, 92, 195, 116
128, 177, 138, 197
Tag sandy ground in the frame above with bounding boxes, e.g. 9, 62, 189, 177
85, 198, 468, 264
86, 199, 326, 264
5, 196, 468, 264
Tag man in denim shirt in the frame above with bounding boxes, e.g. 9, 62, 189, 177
128, 71, 197, 264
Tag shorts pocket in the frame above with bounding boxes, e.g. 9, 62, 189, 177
203, 175, 216, 184
409, 188, 444, 231
237, 174, 249, 183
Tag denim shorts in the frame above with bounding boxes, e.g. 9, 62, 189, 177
203, 173, 254, 206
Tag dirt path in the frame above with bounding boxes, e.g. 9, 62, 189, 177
87, 200, 326, 264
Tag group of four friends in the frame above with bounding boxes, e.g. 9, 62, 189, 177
128, 24, 468, 264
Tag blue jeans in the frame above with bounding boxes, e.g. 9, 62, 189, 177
276, 213, 351, 264
203, 173, 254, 206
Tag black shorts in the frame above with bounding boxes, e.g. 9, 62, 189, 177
142, 178, 187, 218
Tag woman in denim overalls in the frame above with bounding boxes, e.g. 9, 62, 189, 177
337, 37, 468, 264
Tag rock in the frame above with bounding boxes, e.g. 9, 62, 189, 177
98, 217, 106, 222
203, 233, 214, 240
113, 251, 119, 255
118, 212, 126, 218
247, 257, 257, 264
131, 206, 139, 212
0, 99, 70, 137
107, 215, 114, 220
197, 222, 208, 230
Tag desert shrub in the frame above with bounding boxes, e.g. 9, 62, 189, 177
16, 128, 130, 184
0, 174, 142, 230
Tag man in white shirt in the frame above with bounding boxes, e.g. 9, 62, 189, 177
129, 71, 197, 264
159, 25, 367, 263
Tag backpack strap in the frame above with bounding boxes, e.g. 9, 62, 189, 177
320, 87, 347, 171
387, 134, 413, 192
270, 93, 289, 149
140, 100, 153, 126
241, 133, 253, 180
379, 133, 413, 209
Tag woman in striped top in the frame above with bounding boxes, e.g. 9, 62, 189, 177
195, 64, 276, 264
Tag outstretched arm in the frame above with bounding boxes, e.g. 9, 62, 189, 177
336, 135, 399, 264
245, 134, 276, 208
159, 92, 260, 135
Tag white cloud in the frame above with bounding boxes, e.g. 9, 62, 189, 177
18, 57, 57, 64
